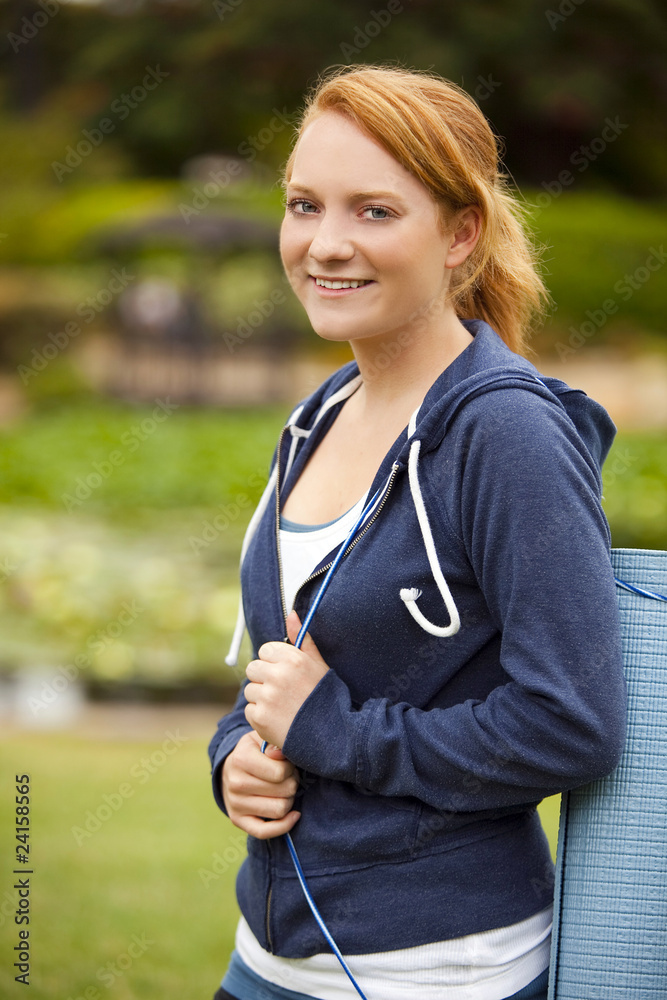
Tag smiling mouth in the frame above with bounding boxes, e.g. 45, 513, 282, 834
313, 277, 374, 290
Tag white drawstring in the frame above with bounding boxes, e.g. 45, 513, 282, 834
400, 437, 461, 638
311, 374, 362, 428
225, 465, 278, 668
284, 422, 310, 482
226, 404, 313, 668
225, 383, 362, 667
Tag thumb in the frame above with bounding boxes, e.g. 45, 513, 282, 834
286, 610, 324, 661
249, 730, 286, 759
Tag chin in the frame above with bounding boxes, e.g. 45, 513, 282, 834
302, 312, 352, 341
310, 325, 358, 343
307, 311, 383, 344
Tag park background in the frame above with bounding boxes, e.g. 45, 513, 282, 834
0, 0, 666, 996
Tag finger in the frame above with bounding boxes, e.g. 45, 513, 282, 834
243, 681, 260, 705
285, 610, 302, 646
257, 640, 289, 663
242, 733, 296, 780
228, 768, 298, 798
259, 762, 299, 790
245, 659, 265, 682
286, 610, 324, 662
228, 788, 294, 815
244, 702, 267, 738
236, 810, 301, 840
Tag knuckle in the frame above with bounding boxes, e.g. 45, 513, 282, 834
254, 824, 277, 840
227, 772, 243, 793
268, 797, 289, 819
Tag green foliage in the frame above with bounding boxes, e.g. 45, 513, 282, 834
0, 178, 180, 266
0, 402, 285, 681
0, 400, 284, 510
603, 432, 667, 550
0, 404, 664, 685
1, 0, 665, 193
527, 192, 667, 348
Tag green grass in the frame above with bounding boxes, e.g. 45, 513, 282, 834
0, 729, 560, 1000
0, 728, 241, 1000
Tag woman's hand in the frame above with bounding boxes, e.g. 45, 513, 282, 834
221, 730, 301, 839
244, 611, 330, 749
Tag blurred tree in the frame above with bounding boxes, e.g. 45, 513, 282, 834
0, 0, 664, 192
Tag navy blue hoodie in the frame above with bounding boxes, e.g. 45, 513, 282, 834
208, 320, 627, 959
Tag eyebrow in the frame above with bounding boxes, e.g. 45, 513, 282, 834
286, 184, 407, 206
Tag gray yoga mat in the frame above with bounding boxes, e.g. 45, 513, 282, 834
548, 548, 667, 999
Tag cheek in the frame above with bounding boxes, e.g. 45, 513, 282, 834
382, 246, 446, 304
279, 224, 296, 275
279, 221, 307, 274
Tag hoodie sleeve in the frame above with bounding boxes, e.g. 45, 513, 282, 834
208, 680, 253, 815
282, 388, 627, 812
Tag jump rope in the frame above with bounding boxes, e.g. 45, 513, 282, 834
256, 483, 666, 999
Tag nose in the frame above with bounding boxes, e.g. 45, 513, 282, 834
308, 211, 355, 263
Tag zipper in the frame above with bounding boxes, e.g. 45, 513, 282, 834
290, 461, 401, 609
266, 425, 288, 955
265, 879, 274, 952
274, 425, 290, 629
268, 453, 400, 956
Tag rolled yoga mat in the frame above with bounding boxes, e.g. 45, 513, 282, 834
548, 548, 667, 999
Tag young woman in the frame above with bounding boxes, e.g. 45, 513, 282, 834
208, 65, 627, 1000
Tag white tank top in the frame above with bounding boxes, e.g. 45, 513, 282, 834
278, 492, 368, 612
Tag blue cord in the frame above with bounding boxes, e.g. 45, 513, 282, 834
283, 832, 368, 999
615, 577, 667, 603
257, 487, 387, 1000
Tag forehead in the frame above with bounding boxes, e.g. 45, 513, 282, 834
288, 112, 427, 200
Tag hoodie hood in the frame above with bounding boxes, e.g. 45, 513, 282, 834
284, 320, 615, 481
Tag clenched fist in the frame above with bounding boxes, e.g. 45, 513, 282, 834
244, 611, 330, 749
222, 730, 301, 840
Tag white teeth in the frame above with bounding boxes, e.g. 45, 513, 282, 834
315, 278, 371, 289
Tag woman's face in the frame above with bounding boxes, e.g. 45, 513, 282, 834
280, 111, 465, 347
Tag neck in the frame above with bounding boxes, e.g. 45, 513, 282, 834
349, 306, 473, 413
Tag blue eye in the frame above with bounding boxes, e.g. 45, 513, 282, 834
364, 206, 392, 220
287, 199, 318, 215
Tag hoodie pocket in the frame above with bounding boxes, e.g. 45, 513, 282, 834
276, 778, 425, 876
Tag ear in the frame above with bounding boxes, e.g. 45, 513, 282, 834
444, 206, 483, 270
